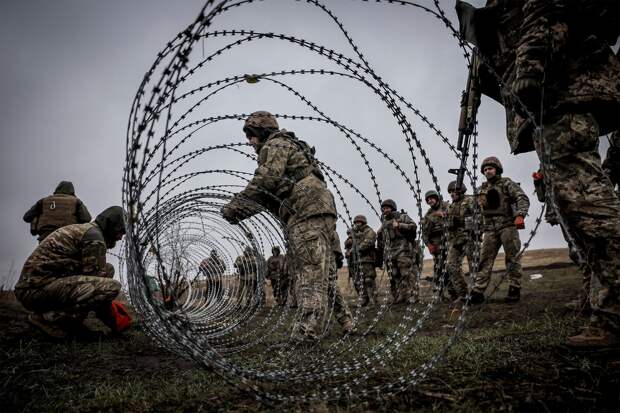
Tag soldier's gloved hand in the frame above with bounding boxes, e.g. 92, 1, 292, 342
513, 76, 541, 116
221, 205, 240, 224
427, 244, 439, 256
335, 252, 344, 269
514, 215, 525, 230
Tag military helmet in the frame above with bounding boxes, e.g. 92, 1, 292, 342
380, 199, 397, 211
353, 214, 367, 224
481, 156, 503, 174
448, 181, 467, 193
425, 190, 439, 202
243, 111, 279, 132
272, 246, 280, 253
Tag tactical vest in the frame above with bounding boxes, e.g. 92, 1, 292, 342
36, 194, 79, 232
479, 179, 513, 218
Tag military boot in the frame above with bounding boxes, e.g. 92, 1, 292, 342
505, 286, 521, 303
27, 313, 68, 339
467, 291, 485, 305
566, 327, 620, 349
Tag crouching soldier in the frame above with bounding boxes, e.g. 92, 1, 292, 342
15, 206, 128, 338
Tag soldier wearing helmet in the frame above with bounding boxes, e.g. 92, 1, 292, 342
470, 156, 529, 304
266, 246, 287, 306
221, 111, 352, 339
376, 199, 420, 304
23, 181, 92, 242
445, 181, 477, 301
421, 189, 451, 299
350, 214, 378, 306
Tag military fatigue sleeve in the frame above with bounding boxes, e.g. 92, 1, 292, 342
80, 227, 107, 276
505, 178, 530, 217
230, 140, 294, 220
76, 200, 92, 223
421, 215, 431, 244
516, 0, 567, 83
23, 200, 42, 223
398, 214, 417, 238
376, 227, 384, 255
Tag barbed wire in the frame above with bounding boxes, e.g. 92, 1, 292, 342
118, 0, 552, 404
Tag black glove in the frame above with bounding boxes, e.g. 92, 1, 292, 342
335, 251, 344, 269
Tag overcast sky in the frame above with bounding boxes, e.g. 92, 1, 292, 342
2, 0, 595, 287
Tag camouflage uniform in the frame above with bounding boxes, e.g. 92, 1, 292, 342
474, 159, 530, 298
344, 231, 356, 288
422, 192, 450, 297
266, 248, 287, 306
23, 181, 91, 242
446, 184, 477, 300
457, 0, 620, 340
222, 111, 352, 339
351, 215, 378, 306
15, 206, 124, 333
199, 250, 226, 301
377, 200, 419, 304
602, 131, 620, 194
283, 253, 297, 307
234, 248, 262, 306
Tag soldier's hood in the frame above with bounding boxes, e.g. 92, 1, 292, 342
54, 181, 75, 195
94, 206, 126, 248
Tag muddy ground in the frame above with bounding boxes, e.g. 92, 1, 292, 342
1, 250, 618, 412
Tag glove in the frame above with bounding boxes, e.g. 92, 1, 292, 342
427, 244, 439, 256
108, 300, 132, 333
335, 252, 344, 269
514, 215, 525, 230
221, 205, 239, 224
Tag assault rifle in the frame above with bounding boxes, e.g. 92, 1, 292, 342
449, 50, 481, 191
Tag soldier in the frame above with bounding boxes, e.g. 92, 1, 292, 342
234, 247, 262, 307
351, 215, 378, 306
376, 199, 419, 304
470, 157, 530, 304
199, 250, 226, 302
456, 0, 620, 347
283, 253, 297, 308
23, 181, 92, 242
14, 206, 126, 338
266, 246, 287, 306
344, 229, 356, 292
221, 111, 352, 340
446, 181, 477, 301
421, 190, 450, 298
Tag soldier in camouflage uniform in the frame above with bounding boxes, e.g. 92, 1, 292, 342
422, 190, 451, 298
377, 199, 419, 304
446, 181, 477, 301
23, 181, 91, 242
456, 0, 620, 347
266, 246, 287, 306
470, 157, 530, 304
351, 215, 378, 306
221, 111, 352, 340
199, 250, 226, 302
283, 253, 297, 308
15, 206, 125, 338
234, 247, 262, 307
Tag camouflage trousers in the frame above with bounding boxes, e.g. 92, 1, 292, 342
270, 277, 290, 306
15, 275, 121, 321
431, 246, 451, 297
352, 262, 377, 305
289, 216, 351, 339
446, 239, 475, 299
536, 112, 620, 332
474, 225, 523, 293
387, 254, 419, 303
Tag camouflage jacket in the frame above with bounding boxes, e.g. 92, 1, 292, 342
234, 251, 262, 281
199, 254, 226, 278
227, 130, 337, 226
447, 196, 476, 245
16, 222, 108, 290
477, 176, 530, 230
457, 0, 620, 154
603, 130, 620, 190
377, 211, 417, 258
266, 255, 286, 280
422, 201, 449, 246
351, 224, 376, 264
